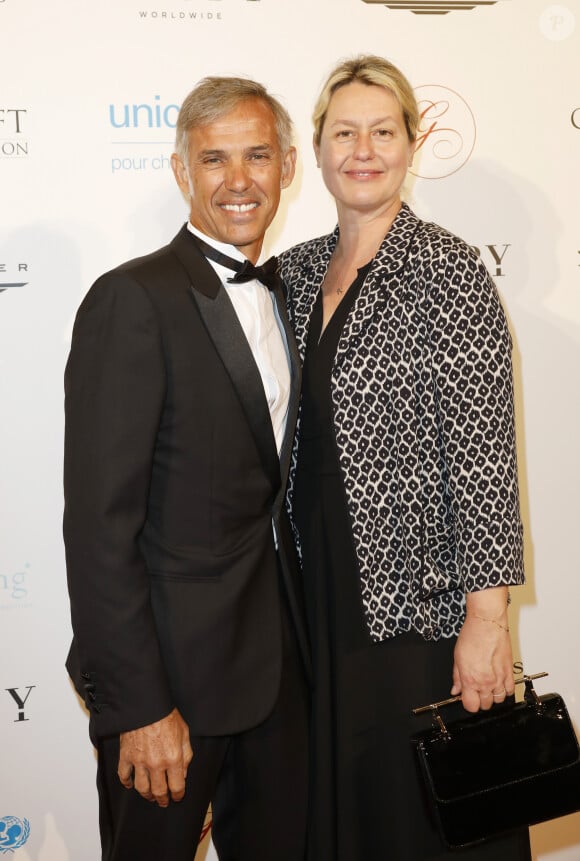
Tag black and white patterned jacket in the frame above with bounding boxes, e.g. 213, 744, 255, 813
279, 203, 524, 643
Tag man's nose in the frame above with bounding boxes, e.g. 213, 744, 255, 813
225, 161, 252, 191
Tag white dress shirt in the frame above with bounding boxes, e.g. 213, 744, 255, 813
187, 223, 291, 455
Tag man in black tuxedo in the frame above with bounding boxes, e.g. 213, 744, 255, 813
64, 76, 309, 861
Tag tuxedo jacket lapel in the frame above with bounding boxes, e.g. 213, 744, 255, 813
193, 286, 282, 490
271, 279, 301, 515
171, 227, 280, 492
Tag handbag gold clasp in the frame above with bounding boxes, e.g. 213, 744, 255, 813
432, 708, 450, 736
523, 674, 546, 711
412, 672, 549, 730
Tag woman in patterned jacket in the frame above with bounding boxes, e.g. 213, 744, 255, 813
279, 56, 531, 860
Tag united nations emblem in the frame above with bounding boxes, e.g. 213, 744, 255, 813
0, 816, 31, 853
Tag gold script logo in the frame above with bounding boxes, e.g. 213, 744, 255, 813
410, 85, 476, 179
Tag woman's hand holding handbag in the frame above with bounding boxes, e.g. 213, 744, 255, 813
412, 673, 580, 848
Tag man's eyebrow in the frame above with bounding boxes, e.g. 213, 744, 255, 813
197, 148, 227, 158
196, 144, 274, 158
244, 144, 275, 153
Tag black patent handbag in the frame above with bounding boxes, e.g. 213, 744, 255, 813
412, 673, 580, 848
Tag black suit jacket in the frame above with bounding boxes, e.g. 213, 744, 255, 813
64, 225, 308, 740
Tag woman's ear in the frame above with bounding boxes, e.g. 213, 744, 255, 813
313, 133, 320, 168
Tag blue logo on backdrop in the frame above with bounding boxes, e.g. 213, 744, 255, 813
0, 564, 31, 607
109, 95, 179, 175
109, 95, 179, 130
0, 816, 31, 853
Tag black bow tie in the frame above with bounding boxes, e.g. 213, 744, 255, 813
194, 235, 279, 291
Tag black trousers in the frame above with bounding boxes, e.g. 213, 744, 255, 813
95, 598, 309, 861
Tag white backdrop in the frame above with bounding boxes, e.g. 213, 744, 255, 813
1, 0, 579, 858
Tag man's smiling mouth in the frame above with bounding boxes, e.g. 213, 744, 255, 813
221, 203, 259, 213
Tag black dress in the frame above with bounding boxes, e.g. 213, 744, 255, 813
293, 274, 531, 861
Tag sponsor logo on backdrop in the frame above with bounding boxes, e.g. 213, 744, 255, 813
410, 85, 476, 179
0, 564, 32, 606
360, 0, 509, 15
109, 95, 178, 174
0, 108, 28, 158
539, 4, 575, 40
109, 96, 179, 130
5, 687, 35, 722
137, 0, 260, 22
472, 244, 511, 277
0, 817, 31, 853
0, 262, 29, 294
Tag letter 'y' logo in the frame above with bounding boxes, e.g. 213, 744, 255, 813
5, 686, 35, 722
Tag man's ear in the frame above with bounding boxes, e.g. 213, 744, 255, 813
280, 146, 297, 189
171, 153, 190, 198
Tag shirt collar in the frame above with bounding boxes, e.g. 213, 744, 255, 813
187, 223, 246, 264
187, 223, 269, 268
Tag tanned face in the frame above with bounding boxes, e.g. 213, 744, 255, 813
172, 98, 296, 262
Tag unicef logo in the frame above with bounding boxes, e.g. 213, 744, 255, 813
411, 85, 476, 180
0, 817, 30, 853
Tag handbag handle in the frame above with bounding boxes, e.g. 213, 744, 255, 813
412, 672, 549, 736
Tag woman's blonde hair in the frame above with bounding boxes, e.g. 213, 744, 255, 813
312, 55, 418, 145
